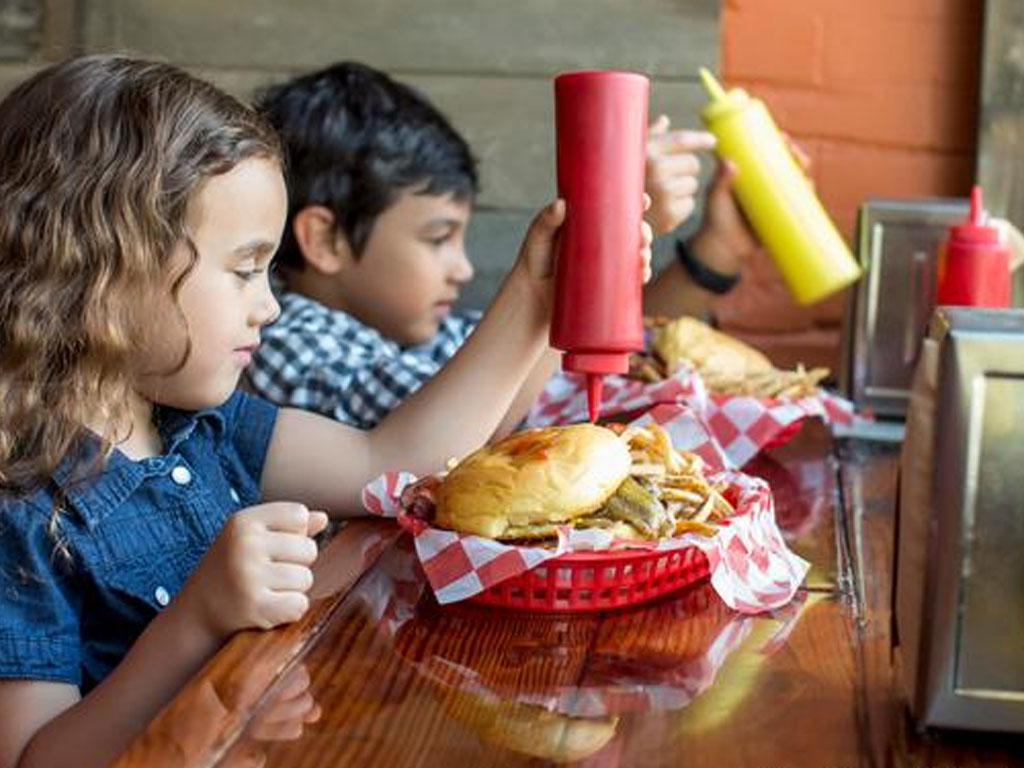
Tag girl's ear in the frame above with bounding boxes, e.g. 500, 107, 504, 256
292, 205, 355, 275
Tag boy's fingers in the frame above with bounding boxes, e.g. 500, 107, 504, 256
528, 199, 566, 241
656, 130, 716, 154
710, 160, 739, 198
307, 511, 329, 537
652, 152, 702, 178
642, 192, 651, 212
782, 133, 812, 171
661, 175, 701, 198
649, 114, 671, 136
518, 199, 566, 279
640, 220, 654, 249
545, 198, 567, 224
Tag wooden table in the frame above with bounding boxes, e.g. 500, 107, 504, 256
112, 423, 1024, 767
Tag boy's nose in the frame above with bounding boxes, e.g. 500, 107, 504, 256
450, 248, 474, 284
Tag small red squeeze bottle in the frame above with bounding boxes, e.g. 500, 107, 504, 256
936, 185, 1011, 308
551, 70, 648, 423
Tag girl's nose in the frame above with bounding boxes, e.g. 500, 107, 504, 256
254, 279, 281, 326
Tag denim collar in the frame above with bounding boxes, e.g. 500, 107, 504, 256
54, 404, 228, 529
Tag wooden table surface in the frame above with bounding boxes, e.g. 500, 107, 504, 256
112, 422, 1024, 767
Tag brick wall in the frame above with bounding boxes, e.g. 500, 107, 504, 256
713, 0, 981, 369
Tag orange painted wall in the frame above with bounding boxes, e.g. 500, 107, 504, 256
712, 0, 981, 369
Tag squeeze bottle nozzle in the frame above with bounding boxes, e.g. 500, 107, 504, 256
699, 67, 726, 101
586, 374, 603, 424
968, 185, 983, 226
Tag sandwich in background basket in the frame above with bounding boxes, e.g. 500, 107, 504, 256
640, 316, 829, 399
526, 318, 858, 467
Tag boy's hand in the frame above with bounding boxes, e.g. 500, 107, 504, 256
177, 503, 328, 640
691, 135, 810, 276
516, 199, 567, 281
645, 115, 717, 236
689, 159, 757, 276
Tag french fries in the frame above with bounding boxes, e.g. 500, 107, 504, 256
613, 423, 736, 537
699, 364, 829, 398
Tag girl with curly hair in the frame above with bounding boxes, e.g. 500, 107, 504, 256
0, 55, 652, 768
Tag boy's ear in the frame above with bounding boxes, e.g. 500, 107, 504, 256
292, 205, 355, 275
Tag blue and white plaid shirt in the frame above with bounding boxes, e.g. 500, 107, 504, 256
243, 291, 481, 429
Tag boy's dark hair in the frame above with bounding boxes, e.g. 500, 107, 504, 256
256, 61, 478, 272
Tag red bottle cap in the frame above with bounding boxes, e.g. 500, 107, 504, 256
951, 186, 999, 245
562, 351, 630, 375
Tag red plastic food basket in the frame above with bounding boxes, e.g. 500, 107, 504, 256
469, 545, 710, 613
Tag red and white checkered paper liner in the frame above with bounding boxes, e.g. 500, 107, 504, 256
361, 406, 809, 614
524, 367, 858, 468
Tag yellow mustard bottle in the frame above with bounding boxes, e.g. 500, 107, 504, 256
699, 68, 861, 305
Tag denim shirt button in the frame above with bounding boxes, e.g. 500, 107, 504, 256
170, 465, 192, 486
229, 487, 240, 504
154, 586, 171, 607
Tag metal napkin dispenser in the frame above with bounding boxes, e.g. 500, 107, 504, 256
894, 307, 1024, 732
842, 197, 968, 418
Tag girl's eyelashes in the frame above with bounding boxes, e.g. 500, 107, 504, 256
233, 255, 274, 283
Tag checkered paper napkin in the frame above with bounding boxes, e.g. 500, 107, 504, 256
524, 367, 858, 468
361, 406, 809, 614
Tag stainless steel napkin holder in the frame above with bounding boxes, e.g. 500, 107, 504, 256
841, 197, 968, 419
894, 306, 1024, 732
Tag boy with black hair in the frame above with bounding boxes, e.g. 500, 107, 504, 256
245, 61, 755, 430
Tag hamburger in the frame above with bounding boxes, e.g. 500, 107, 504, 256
632, 316, 830, 399
412, 423, 733, 543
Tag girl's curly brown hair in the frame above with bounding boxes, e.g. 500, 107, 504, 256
0, 55, 282, 495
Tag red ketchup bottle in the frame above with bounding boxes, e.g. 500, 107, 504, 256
936, 186, 1011, 308
551, 70, 649, 422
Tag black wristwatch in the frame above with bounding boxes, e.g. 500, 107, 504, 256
675, 238, 740, 295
